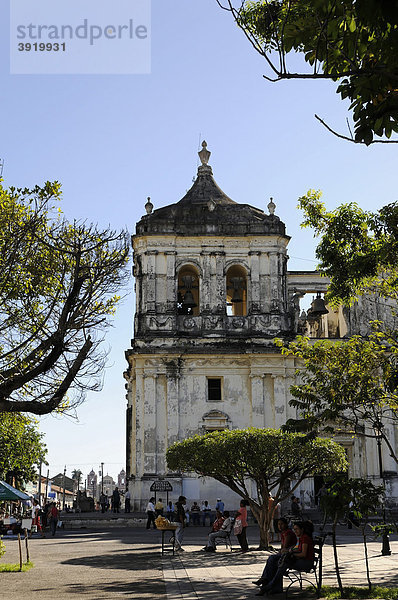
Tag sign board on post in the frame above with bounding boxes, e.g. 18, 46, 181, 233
150, 480, 173, 505
150, 481, 173, 492
48, 492, 56, 498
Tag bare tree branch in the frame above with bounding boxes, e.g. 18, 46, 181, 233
315, 114, 398, 144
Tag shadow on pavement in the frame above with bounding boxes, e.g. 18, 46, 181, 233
65, 579, 166, 598
62, 548, 164, 574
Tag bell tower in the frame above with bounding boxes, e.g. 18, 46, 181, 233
125, 143, 296, 508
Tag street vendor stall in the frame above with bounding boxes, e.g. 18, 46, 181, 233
0, 480, 30, 502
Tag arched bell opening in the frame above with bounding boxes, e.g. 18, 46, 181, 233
177, 265, 200, 316
226, 265, 247, 316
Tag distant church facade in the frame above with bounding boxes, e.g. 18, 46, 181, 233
124, 143, 398, 510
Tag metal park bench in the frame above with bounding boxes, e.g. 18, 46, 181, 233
284, 534, 326, 598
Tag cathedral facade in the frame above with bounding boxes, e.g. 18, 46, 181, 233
124, 143, 398, 510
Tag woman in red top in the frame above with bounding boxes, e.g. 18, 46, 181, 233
235, 499, 249, 552
256, 521, 314, 595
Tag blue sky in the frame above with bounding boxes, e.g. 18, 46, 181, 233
1, 0, 396, 483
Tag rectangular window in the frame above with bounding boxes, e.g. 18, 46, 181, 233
207, 378, 222, 402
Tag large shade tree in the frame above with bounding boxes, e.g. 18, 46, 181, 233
298, 191, 398, 305
0, 412, 47, 485
167, 428, 347, 548
277, 331, 398, 465
0, 180, 129, 415
217, 0, 398, 145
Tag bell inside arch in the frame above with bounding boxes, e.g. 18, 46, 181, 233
311, 292, 329, 318
231, 288, 242, 303
182, 290, 197, 309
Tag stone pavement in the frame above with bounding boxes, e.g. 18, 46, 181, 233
1, 525, 397, 599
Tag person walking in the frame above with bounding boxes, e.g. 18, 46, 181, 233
112, 487, 121, 513
146, 497, 156, 529
100, 492, 107, 513
174, 495, 186, 551
48, 502, 59, 537
125, 488, 131, 513
31, 499, 45, 538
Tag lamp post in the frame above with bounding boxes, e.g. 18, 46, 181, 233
373, 419, 391, 556
101, 462, 104, 495
62, 465, 66, 511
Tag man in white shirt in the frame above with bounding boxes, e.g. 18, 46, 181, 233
146, 497, 156, 529
201, 500, 212, 527
203, 510, 232, 552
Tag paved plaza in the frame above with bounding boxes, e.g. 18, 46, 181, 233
1, 525, 397, 599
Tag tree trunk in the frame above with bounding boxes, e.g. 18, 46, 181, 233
250, 503, 270, 549
331, 518, 345, 598
362, 530, 372, 590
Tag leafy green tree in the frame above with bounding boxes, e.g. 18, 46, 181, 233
0, 180, 129, 415
218, 0, 398, 144
166, 428, 347, 548
298, 191, 398, 304
349, 478, 383, 591
0, 413, 47, 485
320, 476, 382, 596
277, 331, 398, 465
320, 475, 351, 597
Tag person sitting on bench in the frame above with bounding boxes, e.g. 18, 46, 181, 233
253, 518, 296, 589
203, 510, 232, 552
255, 520, 314, 596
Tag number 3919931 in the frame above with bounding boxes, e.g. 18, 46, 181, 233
18, 42, 66, 51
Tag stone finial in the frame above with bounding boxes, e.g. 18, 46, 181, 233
268, 197, 276, 215
145, 196, 153, 214
198, 140, 211, 166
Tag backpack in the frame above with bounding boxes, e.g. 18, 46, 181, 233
233, 518, 242, 535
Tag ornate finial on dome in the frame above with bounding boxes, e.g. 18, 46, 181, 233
145, 196, 153, 214
198, 140, 211, 166
268, 197, 276, 215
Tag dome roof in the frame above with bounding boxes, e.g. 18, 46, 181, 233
135, 142, 287, 238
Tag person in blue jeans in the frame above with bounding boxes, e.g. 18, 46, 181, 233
256, 521, 314, 596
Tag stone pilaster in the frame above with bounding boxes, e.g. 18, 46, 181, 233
166, 374, 180, 449
215, 251, 226, 313
145, 250, 157, 313
249, 251, 261, 313
165, 251, 177, 313
272, 374, 286, 429
143, 373, 157, 474
250, 373, 265, 427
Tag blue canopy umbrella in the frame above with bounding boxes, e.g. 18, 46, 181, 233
0, 480, 30, 501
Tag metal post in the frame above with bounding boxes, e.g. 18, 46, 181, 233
37, 461, 42, 505
376, 429, 391, 556
62, 466, 66, 511
101, 462, 104, 495
44, 469, 49, 503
